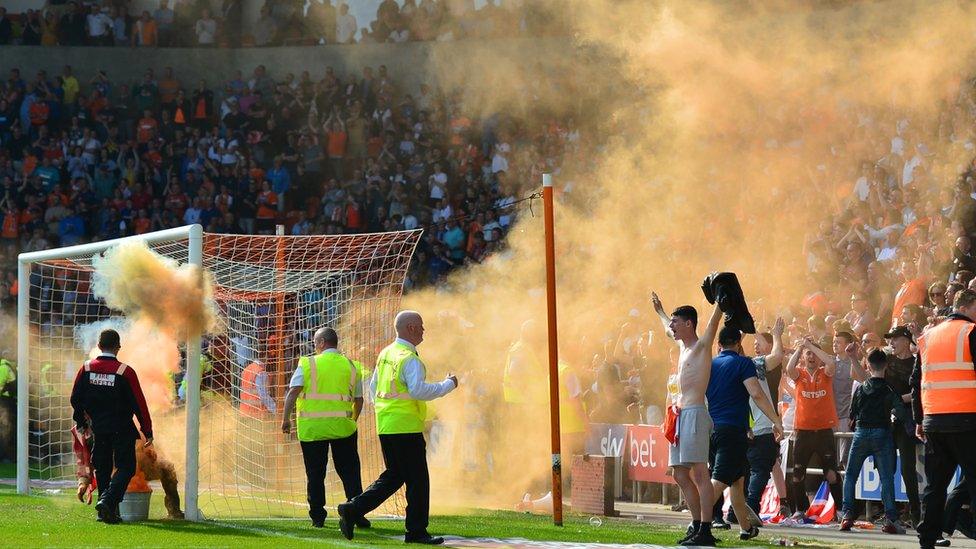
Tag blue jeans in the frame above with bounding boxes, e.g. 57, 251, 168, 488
842, 427, 897, 521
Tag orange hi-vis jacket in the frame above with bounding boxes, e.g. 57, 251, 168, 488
918, 318, 976, 415
240, 362, 267, 418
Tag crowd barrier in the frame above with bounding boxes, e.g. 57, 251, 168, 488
583, 423, 962, 507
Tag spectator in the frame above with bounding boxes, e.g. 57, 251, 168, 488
87, 6, 114, 47
40, 11, 59, 46
111, 6, 130, 47
60, 2, 87, 47
336, 3, 358, 44
222, 0, 244, 48
309, 0, 338, 44
154, 0, 175, 46
253, 5, 278, 47
195, 10, 217, 47
133, 12, 159, 47
953, 236, 976, 273
0, 7, 10, 46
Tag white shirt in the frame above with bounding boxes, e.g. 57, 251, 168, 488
87, 13, 113, 37
195, 18, 217, 44
336, 13, 357, 44
289, 348, 363, 398
367, 338, 455, 402
853, 176, 870, 201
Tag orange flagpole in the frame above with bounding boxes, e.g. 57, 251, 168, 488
542, 173, 563, 526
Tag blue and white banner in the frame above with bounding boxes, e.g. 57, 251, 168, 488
855, 450, 960, 502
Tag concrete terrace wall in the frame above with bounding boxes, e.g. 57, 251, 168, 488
1, 38, 573, 94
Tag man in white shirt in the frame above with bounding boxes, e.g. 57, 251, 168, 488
338, 311, 457, 545
336, 3, 357, 44
87, 8, 113, 46
195, 10, 217, 46
281, 327, 370, 529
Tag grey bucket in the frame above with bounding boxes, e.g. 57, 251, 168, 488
119, 491, 152, 522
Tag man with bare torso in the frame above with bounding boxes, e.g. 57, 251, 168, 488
653, 292, 723, 546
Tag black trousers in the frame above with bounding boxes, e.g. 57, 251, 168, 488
943, 476, 975, 537
919, 430, 976, 545
299, 431, 363, 522
790, 429, 841, 512
893, 422, 922, 522
348, 433, 430, 537
92, 431, 136, 508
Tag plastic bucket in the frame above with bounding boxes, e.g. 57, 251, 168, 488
119, 491, 152, 522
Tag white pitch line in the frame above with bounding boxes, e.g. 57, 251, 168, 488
214, 520, 363, 548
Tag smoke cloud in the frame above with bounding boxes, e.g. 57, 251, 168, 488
404, 0, 976, 507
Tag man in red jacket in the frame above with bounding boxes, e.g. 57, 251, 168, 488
70, 329, 153, 524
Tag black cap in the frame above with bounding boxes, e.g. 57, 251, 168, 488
884, 326, 914, 342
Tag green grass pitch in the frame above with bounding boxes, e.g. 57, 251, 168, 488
0, 481, 822, 548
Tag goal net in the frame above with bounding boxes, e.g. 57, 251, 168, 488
17, 225, 421, 519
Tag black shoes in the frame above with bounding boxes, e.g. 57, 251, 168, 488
355, 517, 372, 529
935, 539, 952, 547
740, 526, 760, 541
95, 500, 121, 524
311, 509, 326, 528
337, 503, 356, 540
681, 531, 718, 547
678, 524, 696, 544
711, 517, 732, 530
405, 535, 445, 545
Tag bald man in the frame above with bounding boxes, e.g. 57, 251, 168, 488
338, 311, 458, 545
282, 327, 368, 529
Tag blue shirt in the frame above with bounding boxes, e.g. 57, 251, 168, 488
706, 350, 757, 428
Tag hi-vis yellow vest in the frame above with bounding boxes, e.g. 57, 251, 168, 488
297, 351, 360, 441
374, 341, 426, 435
559, 361, 587, 434
503, 340, 547, 405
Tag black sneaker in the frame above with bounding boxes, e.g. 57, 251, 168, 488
712, 517, 732, 530
935, 539, 951, 547
355, 517, 372, 529
337, 503, 356, 540
95, 500, 121, 524
311, 510, 326, 528
678, 524, 696, 544
740, 526, 760, 541
681, 531, 718, 547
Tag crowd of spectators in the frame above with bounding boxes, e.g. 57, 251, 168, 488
0, 0, 560, 48
0, 58, 578, 304
576, 78, 976, 430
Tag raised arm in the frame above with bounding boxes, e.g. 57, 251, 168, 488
786, 345, 802, 380
650, 292, 674, 341
802, 338, 837, 376
765, 317, 786, 370
699, 304, 723, 350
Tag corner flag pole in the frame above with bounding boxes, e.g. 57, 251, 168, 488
542, 173, 564, 526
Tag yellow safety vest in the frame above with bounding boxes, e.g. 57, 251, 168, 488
297, 351, 359, 441
0, 359, 15, 397
503, 340, 548, 405
374, 341, 426, 435
559, 361, 587, 434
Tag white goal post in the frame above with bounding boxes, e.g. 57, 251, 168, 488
16, 223, 419, 521
17, 224, 205, 518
